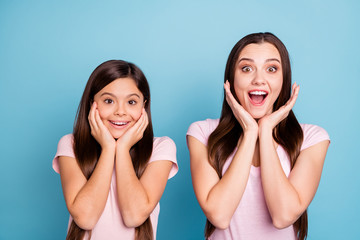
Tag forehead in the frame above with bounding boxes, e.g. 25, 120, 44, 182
238, 42, 281, 62
97, 77, 143, 98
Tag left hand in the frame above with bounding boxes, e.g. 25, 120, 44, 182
258, 83, 300, 131
116, 108, 149, 151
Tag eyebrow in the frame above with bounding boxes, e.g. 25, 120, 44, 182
100, 92, 141, 99
238, 58, 281, 64
265, 58, 281, 63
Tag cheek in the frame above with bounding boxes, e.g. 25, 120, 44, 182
130, 107, 143, 121
269, 74, 283, 97
233, 79, 248, 104
234, 73, 249, 91
234, 89, 246, 105
274, 80, 283, 97
96, 103, 111, 119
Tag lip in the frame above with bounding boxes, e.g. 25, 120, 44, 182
248, 89, 268, 106
109, 120, 130, 129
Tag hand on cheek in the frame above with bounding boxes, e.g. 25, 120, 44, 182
224, 80, 258, 135
258, 83, 300, 131
116, 108, 149, 152
88, 102, 116, 150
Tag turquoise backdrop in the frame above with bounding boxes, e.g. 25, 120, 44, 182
1, 0, 359, 239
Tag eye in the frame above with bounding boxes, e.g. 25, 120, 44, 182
104, 99, 113, 104
242, 66, 252, 72
267, 66, 277, 73
128, 100, 137, 105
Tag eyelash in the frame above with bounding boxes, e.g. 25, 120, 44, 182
103, 99, 138, 105
241, 66, 252, 72
241, 66, 278, 73
267, 66, 277, 72
104, 99, 113, 104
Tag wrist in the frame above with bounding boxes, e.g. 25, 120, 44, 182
243, 128, 258, 138
258, 125, 273, 140
100, 140, 116, 151
100, 146, 116, 159
116, 142, 131, 154
239, 129, 258, 147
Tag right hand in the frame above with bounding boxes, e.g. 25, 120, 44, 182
88, 102, 116, 150
116, 108, 149, 152
224, 80, 258, 135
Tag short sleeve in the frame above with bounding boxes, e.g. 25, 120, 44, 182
149, 137, 178, 179
52, 134, 75, 174
186, 119, 219, 146
300, 124, 330, 151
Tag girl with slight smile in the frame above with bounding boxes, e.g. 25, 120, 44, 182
53, 60, 178, 240
187, 32, 330, 240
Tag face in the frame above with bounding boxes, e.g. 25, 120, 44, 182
233, 42, 283, 119
93, 77, 144, 139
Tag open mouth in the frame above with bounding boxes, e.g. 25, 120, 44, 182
248, 90, 268, 105
109, 121, 130, 128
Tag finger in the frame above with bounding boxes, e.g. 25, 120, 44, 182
88, 102, 98, 132
288, 83, 300, 107
293, 83, 300, 97
94, 109, 106, 130
283, 84, 300, 112
224, 81, 239, 109
138, 109, 149, 134
129, 111, 145, 135
225, 87, 247, 115
138, 110, 148, 132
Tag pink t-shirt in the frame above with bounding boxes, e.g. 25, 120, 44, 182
53, 134, 178, 240
187, 119, 330, 240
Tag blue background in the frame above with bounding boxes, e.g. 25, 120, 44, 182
1, 0, 359, 239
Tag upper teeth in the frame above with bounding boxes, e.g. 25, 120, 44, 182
250, 91, 267, 95
112, 121, 127, 126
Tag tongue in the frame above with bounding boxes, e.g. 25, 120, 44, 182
251, 95, 264, 104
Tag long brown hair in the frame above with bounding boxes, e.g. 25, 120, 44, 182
67, 60, 154, 240
206, 33, 306, 239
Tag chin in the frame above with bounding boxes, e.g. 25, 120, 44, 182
247, 104, 273, 120
250, 111, 267, 120
111, 131, 125, 140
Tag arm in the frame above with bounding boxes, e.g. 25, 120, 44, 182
259, 83, 330, 228
59, 102, 116, 230
59, 149, 114, 230
188, 131, 257, 229
187, 81, 259, 229
259, 133, 329, 229
115, 151, 172, 227
115, 109, 173, 227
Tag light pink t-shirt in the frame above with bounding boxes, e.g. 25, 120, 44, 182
187, 119, 330, 240
53, 134, 178, 240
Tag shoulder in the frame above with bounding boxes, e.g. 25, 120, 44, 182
153, 136, 176, 149
152, 136, 176, 158
187, 118, 220, 133
58, 134, 74, 147
53, 134, 75, 173
150, 136, 178, 179
186, 118, 220, 146
300, 124, 330, 151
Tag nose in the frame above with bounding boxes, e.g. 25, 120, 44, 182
251, 71, 266, 85
114, 102, 126, 116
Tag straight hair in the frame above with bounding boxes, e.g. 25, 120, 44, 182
67, 60, 154, 240
206, 33, 306, 239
